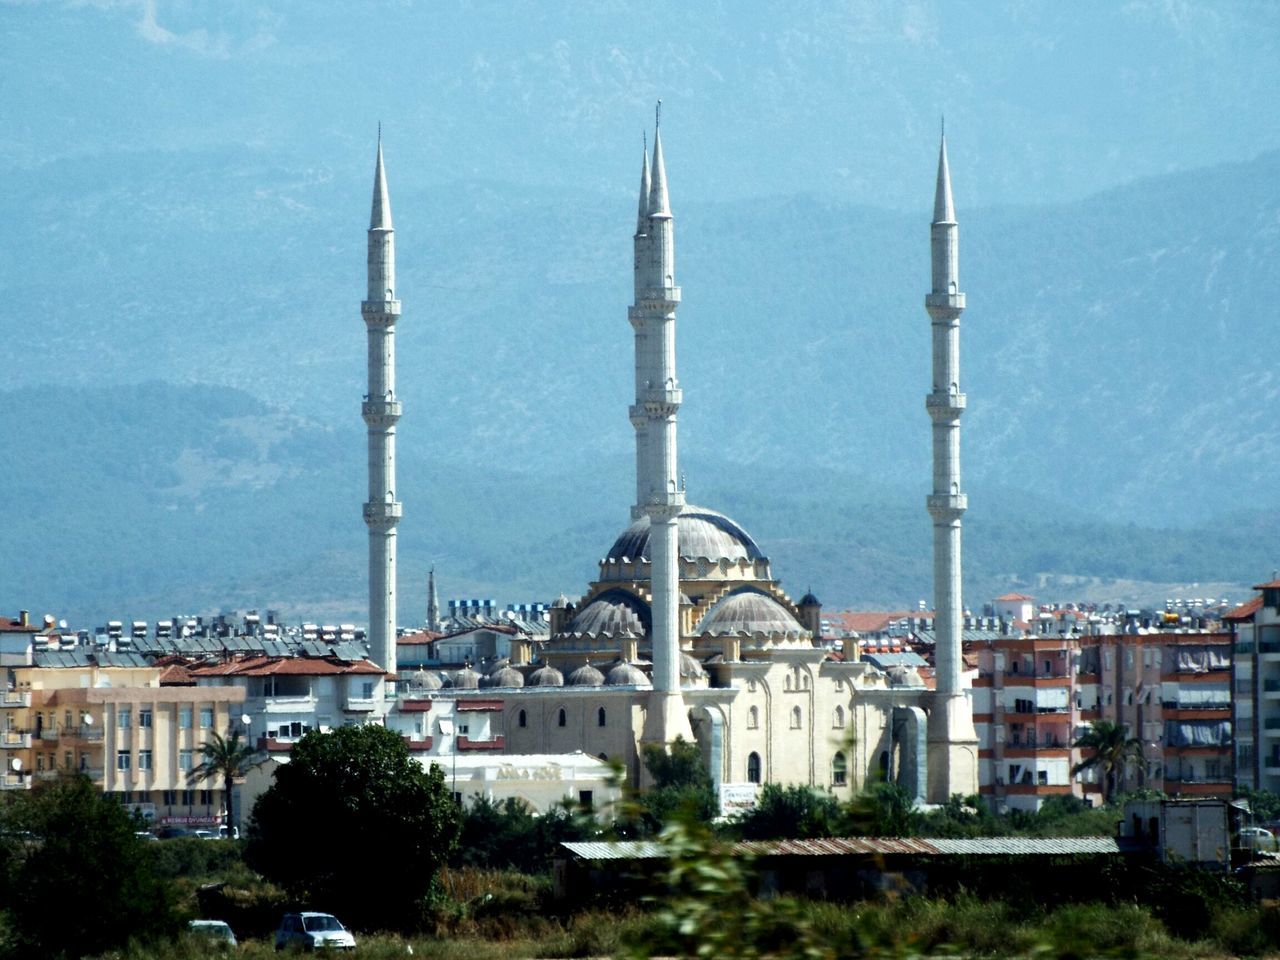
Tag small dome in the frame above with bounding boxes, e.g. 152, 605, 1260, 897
887, 665, 924, 688
696, 589, 807, 638
798, 592, 821, 607
562, 589, 650, 637
603, 505, 766, 572
488, 665, 526, 688
451, 665, 481, 690
551, 594, 572, 609
605, 659, 652, 687
410, 669, 443, 692
528, 664, 564, 687
567, 661, 605, 686
680, 653, 707, 681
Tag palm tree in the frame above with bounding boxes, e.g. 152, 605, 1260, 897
1071, 720, 1144, 805
188, 727, 258, 838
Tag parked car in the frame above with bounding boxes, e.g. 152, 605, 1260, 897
1240, 826, 1278, 852
192, 829, 219, 840
274, 912, 356, 951
189, 919, 237, 947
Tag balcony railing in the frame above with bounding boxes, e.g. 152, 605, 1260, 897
0, 774, 32, 791
0, 731, 32, 749
344, 697, 378, 713
0, 690, 31, 707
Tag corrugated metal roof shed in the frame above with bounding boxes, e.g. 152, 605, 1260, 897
561, 836, 1121, 861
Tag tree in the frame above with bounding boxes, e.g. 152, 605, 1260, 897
732, 783, 845, 840
633, 737, 717, 832
245, 725, 461, 930
1072, 720, 1144, 804
0, 774, 177, 958
188, 726, 258, 836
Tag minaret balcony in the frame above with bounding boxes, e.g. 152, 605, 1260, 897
363, 500, 403, 527
927, 493, 968, 522
926, 393, 967, 420
641, 386, 683, 416
925, 292, 965, 312
361, 300, 402, 325
362, 399, 402, 427
635, 286, 682, 308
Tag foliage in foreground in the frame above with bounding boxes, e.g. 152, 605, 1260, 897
245, 724, 461, 930
0, 775, 178, 959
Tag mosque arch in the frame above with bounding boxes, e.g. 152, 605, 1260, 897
517, 709, 527, 728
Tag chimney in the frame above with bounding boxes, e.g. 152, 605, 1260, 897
19, 610, 29, 628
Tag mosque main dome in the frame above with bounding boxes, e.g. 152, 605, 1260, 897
604, 505, 766, 566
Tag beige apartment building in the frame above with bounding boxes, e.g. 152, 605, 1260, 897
2, 657, 244, 827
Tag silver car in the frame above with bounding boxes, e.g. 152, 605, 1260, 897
274, 912, 356, 951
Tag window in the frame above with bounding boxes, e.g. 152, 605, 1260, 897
578, 790, 594, 809
200, 790, 213, 805
1043, 660, 1052, 675
832, 751, 848, 786
138, 749, 152, 771
597, 707, 607, 728
179, 707, 192, 729
179, 750, 193, 771
63, 751, 72, 769
747, 706, 759, 730
557, 708, 567, 728
64, 710, 72, 730
747, 752, 762, 784
120, 790, 132, 804
833, 706, 845, 729
362, 681, 374, 699
139, 708, 152, 729
116, 750, 131, 771
1037, 770, 1048, 785
79, 754, 87, 771
199, 707, 213, 728
747, 680, 757, 693
790, 706, 802, 729
162, 790, 176, 806
181, 790, 194, 805
117, 708, 131, 730
879, 751, 890, 779
517, 710, 527, 728
36, 755, 43, 772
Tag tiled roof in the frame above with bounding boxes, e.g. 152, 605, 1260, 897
189, 655, 384, 678
825, 611, 925, 634
1224, 597, 1263, 621
398, 630, 443, 645
1253, 579, 1280, 590
996, 593, 1036, 602
158, 663, 196, 685
0, 617, 36, 633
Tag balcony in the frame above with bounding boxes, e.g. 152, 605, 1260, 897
344, 697, 377, 713
80, 767, 105, 782
457, 735, 505, 751
0, 731, 32, 749
0, 774, 32, 791
0, 690, 31, 707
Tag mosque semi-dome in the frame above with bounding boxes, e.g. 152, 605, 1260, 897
696, 589, 808, 638
605, 659, 652, 687
487, 665, 526, 688
604, 505, 765, 567
562, 588, 650, 637
450, 665, 482, 690
567, 662, 606, 687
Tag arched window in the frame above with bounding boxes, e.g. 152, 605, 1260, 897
784, 675, 792, 691
517, 709, 527, 728
747, 705, 759, 730
557, 708, 567, 728
747, 751, 761, 784
597, 707, 607, 728
833, 705, 845, 729
790, 705, 802, 729
832, 751, 848, 786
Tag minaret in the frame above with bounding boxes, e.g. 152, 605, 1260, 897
629, 136, 653, 520
361, 131, 402, 680
635, 104, 693, 750
924, 127, 978, 800
426, 567, 440, 633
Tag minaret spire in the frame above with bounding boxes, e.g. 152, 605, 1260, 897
361, 132, 403, 684
924, 127, 978, 801
426, 567, 440, 633
631, 103, 692, 753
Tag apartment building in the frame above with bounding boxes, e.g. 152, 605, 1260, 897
1227, 578, 1280, 792
973, 630, 1232, 811
1, 653, 244, 827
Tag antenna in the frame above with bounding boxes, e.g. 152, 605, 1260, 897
378, 121, 382, 145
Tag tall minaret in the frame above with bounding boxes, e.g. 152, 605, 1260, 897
635, 104, 693, 750
426, 567, 440, 633
361, 131, 402, 680
629, 136, 653, 520
924, 127, 978, 800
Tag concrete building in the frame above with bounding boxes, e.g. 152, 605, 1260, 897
1, 653, 244, 827
1227, 578, 1280, 791
972, 628, 1233, 811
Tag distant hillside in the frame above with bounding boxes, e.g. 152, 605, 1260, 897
2, 149, 1277, 623
1, 384, 1273, 627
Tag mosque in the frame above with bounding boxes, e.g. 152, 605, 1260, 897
362, 111, 979, 804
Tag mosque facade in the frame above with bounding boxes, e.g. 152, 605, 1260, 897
372, 114, 978, 804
